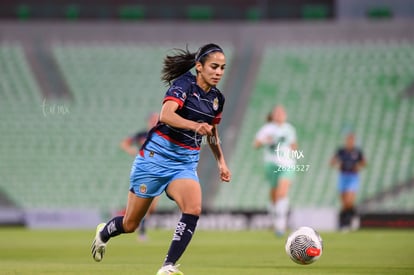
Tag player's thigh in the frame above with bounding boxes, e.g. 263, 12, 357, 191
276, 170, 294, 198
264, 163, 279, 188
341, 191, 356, 207
123, 191, 153, 232
166, 178, 202, 215
147, 196, 160, 214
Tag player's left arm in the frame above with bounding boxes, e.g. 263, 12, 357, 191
208, 124, 231, 182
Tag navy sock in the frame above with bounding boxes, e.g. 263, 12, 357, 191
344, 208, 355, 227
163, 213, 199, 266
339, 210, 346, 229
100, 216, 125, 243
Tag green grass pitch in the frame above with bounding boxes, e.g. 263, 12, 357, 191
1, 228, 413, 274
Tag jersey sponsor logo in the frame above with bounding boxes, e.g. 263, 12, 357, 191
172, 90, 186, 101
173, 221, 187, 241
192, 92, 200, 101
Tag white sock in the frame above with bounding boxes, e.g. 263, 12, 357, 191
274, 197, 289, 233
268, 203, 278, 230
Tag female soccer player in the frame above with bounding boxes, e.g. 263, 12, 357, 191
254, 105, 297, 236
330, 132, 366, 231
91, 43, 231, 275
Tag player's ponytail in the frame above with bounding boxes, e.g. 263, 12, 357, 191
161, 43, 223, 85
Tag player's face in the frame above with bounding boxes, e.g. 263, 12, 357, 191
196, 52, 226, 89
345, 134, 355, 149
272, 106, 287, 124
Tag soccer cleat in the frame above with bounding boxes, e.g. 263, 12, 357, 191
91, 223, 106, 262
156, 264, 184, 275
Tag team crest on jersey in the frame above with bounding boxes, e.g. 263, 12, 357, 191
139, 184, 147, 194
213, 97, 219, 111
181, 92, 187, 100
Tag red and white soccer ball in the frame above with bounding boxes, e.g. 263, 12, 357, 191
285, 226, 323, 265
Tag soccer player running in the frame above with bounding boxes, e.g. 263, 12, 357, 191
119, 112, 160, 241
330, 132, 366, 231
91, 43, 231, 275
254, 105, 297, 236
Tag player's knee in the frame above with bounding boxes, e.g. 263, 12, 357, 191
183, 205, 202, 216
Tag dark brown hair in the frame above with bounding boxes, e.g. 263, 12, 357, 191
161, 43, 223, 85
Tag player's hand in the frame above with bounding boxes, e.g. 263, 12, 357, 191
218, 163, 231, 182
195, 122, 213, 136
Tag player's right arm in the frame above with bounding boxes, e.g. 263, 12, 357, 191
159, 100, 212, 135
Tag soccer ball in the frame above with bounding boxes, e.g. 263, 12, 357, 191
285, 226, 323, 265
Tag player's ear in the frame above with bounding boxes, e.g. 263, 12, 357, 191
195, 61, 202, 73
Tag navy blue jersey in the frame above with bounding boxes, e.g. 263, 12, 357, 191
335, 147, 365, 173
142, 71, 225, 160
131, 131, 148, 147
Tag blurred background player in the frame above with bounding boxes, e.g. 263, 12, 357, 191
330, 132, 366, 231
120, 112, 159, 155
120, 112, 160, 241
254, 105, 298, 236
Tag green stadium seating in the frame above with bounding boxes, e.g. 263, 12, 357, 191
214, 41, 414, 211
0, 42, 232, 213
246, 7, 263, 21
16, 5, 30, 20
118, 5, 145, 20
65, 5, 80, 20
366, 6, 393, 19
362, 187, 414, 213
186, 5, 213, 21
301, 4, 329, 20
1, 39, 412, 214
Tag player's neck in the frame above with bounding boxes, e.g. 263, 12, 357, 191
196, 76, 212, 93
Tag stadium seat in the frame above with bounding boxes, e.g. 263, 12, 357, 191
118, 5, 145, 20
186, 5, 213, 21
65, 5, 80, 20
366, 6, 393, 19
16, 5, 30, 20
